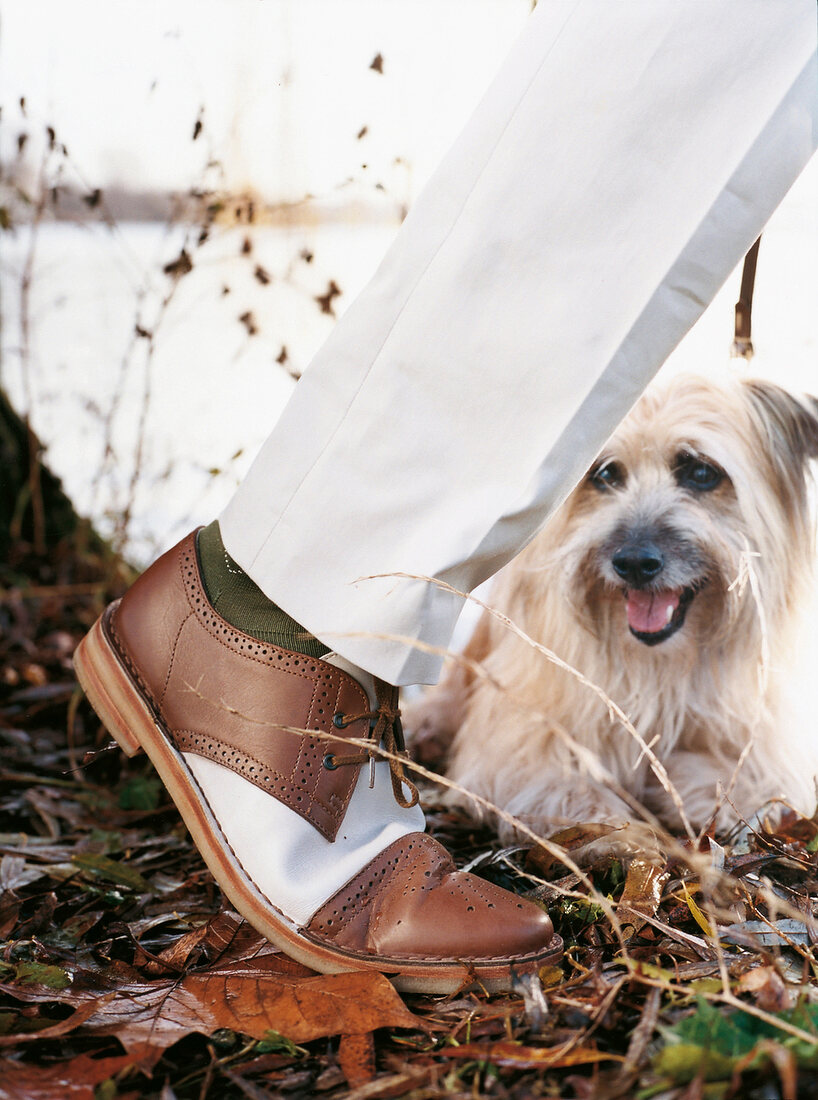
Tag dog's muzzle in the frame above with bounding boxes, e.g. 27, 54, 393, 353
611, 537, 698, 645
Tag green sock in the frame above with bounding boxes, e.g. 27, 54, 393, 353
197, 521, 330, 659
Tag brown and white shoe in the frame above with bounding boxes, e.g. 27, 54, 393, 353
74, 531, 562, 993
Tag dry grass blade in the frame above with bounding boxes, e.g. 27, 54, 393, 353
352, 570, 696, 838
621, 985, 662, 1075
182, 678, 632, 951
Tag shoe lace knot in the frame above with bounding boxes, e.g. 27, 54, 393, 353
324, 680, 419, 809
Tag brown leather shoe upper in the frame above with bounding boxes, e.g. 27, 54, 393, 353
109, 531, 373, 840
104, 530, 559, 968
306, 832, 554, 962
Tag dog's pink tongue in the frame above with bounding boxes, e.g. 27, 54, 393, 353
626, 590, 680, 633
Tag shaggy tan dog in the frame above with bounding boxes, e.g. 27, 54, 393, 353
408, 375, 818, 838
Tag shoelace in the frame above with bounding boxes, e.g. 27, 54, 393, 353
324, 679, 419, 809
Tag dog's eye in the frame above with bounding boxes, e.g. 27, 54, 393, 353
590, 461, 624, 491
674, 454, 723, 492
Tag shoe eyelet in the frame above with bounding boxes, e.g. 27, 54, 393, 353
332, 712, 349, 729
323, 753, 338, 770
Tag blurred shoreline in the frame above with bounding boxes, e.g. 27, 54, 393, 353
6, 183, 406, 228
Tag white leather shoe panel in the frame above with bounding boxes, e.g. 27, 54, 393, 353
184, 752, 425, 926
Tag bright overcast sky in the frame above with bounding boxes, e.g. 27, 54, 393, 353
0, 0, 531, 203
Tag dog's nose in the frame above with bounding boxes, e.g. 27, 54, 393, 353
612, 543, 664, 586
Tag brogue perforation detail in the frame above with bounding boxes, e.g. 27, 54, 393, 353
175, 730, 313, 802
308, 839, 420, 934
181, 546, 328, 680
176, 541, 369, 829
305, 832, 557, 964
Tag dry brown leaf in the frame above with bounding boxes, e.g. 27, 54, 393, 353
738, 965, 791, 1013
341, 1068, 433, 1100
0, 958, 423, 1066
199, 910, 311, 975
0, 997, 112, 1046
526, 823, 618, 877
144, 923, 209, 974
734, 1040, 798, 1100
338, 1031, 377, 1088
619, 857, 669, 932
0, 1053, 135, 1100
435, 1040, 624, 1069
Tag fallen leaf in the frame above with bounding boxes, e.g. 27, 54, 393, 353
145, 922, 209, 974
618, 857, 669, 930
653, 1041, 736, 1084
199, 910, 312, 975
13, 961, 70, 989
0, 998, 111, 1046
71, 852, 150, 893
341, 1069, 433, 1100
682, 883, 714, 938
0, 855, 44, 892
0, 1053, 134, 1100
435, 1041, 623, 1069
721, 919, 810, 948
738, 966, 791, 1013
338, 1031, 376, 1088
735, 1039, 798, 1100
0, 959, 423, 1066
526, 823, 618, 877
538, 964, 564, 988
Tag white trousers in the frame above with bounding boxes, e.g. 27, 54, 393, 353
222, 0, 818, 687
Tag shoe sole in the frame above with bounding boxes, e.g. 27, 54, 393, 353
74, 603, 563, 994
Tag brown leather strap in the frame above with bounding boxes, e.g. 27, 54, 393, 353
731, 236, 761, 360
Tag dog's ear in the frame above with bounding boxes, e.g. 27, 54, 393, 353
743, 379, 818, 462
743, 379, 818, 514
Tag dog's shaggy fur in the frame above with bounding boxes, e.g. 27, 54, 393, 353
408, 375, 818, 837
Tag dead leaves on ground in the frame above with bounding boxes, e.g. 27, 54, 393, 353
0, 912, 422, 1068
5, 546, 818, 1097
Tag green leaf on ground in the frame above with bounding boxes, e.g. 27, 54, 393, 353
256, 1029, 308, 1057
118, 774, 163, 811
71, 853, 151, 892
653, 997, 818, 1085
13, 962, 71, 990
